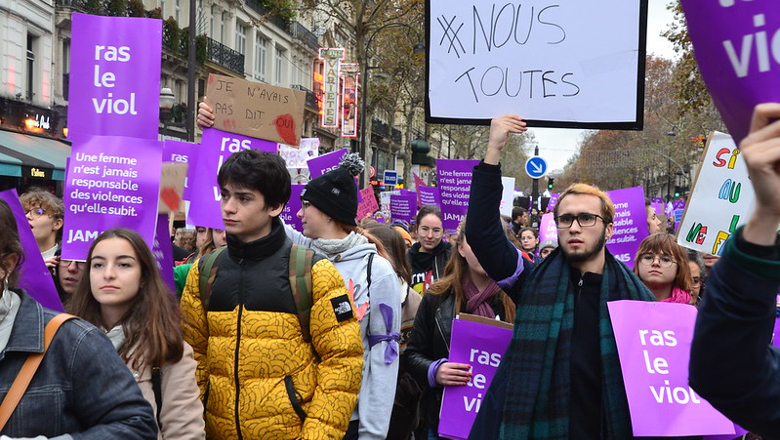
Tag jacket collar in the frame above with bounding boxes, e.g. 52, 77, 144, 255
3, 290, 45, 355
226, 216, 286, 262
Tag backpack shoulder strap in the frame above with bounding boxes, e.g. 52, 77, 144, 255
289, 244, 315, 343
199, 247, 227, 313
0, 313, 75, 430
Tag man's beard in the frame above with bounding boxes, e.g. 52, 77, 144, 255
561, 228, 607, 263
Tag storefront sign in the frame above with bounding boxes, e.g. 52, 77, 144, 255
319, 48, 345, 128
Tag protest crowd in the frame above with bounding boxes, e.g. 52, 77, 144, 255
4, 2, 780, 440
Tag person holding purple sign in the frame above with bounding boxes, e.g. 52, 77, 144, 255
466, 115, 665, 440
69, 228, 205, 440
289, 154, 402, 440
404, 222, 517, 440
690, 103, 780, 438
0, 199, 158, 440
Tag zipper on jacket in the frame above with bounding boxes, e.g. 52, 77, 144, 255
234, 261, 245, 440
435, 313, 451, 353
576, 276, 584, 304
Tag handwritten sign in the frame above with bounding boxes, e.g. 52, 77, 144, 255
680, 0, 780, 143
356, 187, 379, 221
426, 0, 647, 128
279, 138, 320, 168
437, 159, 479, 230
206, 73, 305, 145
677, 132, 753, 256
68, 13, 161, 140
608, 300, 736, 437
439, 315, 513, 440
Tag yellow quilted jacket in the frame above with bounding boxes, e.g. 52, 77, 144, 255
181, 235, 363, 440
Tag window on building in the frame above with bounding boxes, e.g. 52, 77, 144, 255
175, 0, 180, 22
220, 12, 228, 43
274, 46, 285, 86
26, 34, 37, 101
62, 39, 70, 101
254, 33, 267, 81
160, 0, 166, 17
209, 5, 216, 37
236, 23, 247, 55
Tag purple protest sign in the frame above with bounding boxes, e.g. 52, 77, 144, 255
680, 1, 780, 143
608, 301, 736, 437
605, 187, 649, 269
437, 159, 479, 230
538, 212, 558, 243
280, 184, 304, 232
546, 193, 560, 212
68, 13, 161, 141
152, 213, 175, 293
61, 135, 162, 261
439, 316, 513, 440
419, 186, 441, 209
186, 128, 277, 229
356, 187, 379, 222
652, 197, 664, 204
0, 189, 62, 311
390, 190, 416, 224
673, 199, 686, 211
307, 148, 347, 179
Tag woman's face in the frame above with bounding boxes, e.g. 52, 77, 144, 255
417, 214, 444, 252
195, 227, 208, 250
520, 230, 538, 252
212, 229, 226, 248
297, 200, 330, 239
89, 237, 142, 319
688, 261, 702, 298
458, 236, 486, 278
636, 252, 677, 289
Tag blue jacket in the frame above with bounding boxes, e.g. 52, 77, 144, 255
689, 228, 780, 438
0, 291, 157, 440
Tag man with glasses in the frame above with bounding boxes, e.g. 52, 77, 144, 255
20, 189, 64, 272
465, 115, 662, 440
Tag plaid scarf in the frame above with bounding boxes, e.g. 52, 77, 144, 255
495, 247, 657, 440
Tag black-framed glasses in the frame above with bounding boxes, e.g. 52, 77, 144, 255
25, 207, 46, 218
554, 213, 605, 229
58, 259, 85, 269
638, 254, 677, 268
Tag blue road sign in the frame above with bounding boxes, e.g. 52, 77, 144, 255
525, 157, 548, 179
383, 170, 398, 186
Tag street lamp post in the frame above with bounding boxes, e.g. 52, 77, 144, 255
159, 87, 175, 140
358, 23, 424, 187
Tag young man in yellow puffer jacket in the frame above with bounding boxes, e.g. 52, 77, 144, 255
181, 150, 363, 440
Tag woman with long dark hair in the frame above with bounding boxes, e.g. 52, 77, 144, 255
69, 228, 205, 440
404, 222, 516, 439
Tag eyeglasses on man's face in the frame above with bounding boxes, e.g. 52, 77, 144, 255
554, 213, 605, 229
638, 254, 677, 268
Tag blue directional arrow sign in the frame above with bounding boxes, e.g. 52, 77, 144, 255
525, 156, 548, 179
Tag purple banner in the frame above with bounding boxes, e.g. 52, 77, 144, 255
390, 190, 417, 224
605, 187, 649, 269
280, 184, 304, 232
538, 212, 558, 243
186, 128, 277, 229
0, 189, 62, 311
307, 148, 347, 179
546, 193, 560, 212
419, 186, 441, 209
436, 159, 479, 230
439, 317, 513, 440
61, 135, 162, 260
673, 199, 686, 211
68, 13, 161, 141
152, 213, 175, 293
608, 301, 736, 437
681, 1, 780, 143
163, 139, 196, 198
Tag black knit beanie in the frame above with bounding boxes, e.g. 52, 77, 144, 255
301, 153, 364, 226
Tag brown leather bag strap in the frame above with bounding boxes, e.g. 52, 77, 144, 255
0, 313, 75, 430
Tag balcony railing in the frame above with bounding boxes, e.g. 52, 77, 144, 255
372, 119, 390, 138
292, 22, 318, 51
291, 85, 320, 109
207, 37, 245, 75
55, 0, 105, 14
244, 0, 292, 33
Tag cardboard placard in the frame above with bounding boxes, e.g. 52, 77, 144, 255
158, 163, 187, 213
206, 73, 306, 145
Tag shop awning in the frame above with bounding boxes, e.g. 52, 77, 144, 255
0, 130, 71, 181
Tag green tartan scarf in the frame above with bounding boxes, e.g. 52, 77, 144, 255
498, 247, 656, 440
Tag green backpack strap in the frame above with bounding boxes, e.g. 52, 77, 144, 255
289, 244, 315, 343
198, 246, 227, 314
